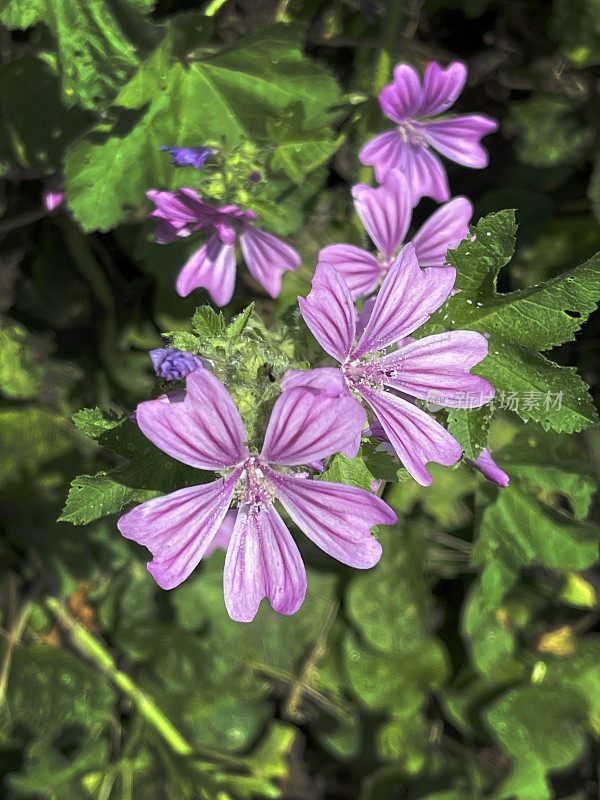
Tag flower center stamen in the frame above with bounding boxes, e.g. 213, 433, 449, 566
398, 120, 426, 147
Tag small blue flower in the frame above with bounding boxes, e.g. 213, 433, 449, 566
149, 348, 204, 381
160, 146, 214, 169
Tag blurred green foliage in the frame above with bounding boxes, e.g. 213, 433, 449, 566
2, 1, 600, 799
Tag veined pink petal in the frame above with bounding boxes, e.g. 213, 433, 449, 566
147, 190, 204, 224
204, 509, 237, 557
318, 244, 381, 300
376, 330, 495, 406
281, 367, 350, 397
261, 386, 366, 464
223, 502, 306, 622
176, 234, 236, 306
423, 115, 498, 168
298, 262, 357, 362
136, 370, 248, 470
268, 470, 395, 568
398, 141, 450, 204
410, 197, 472, 266
379, 64, 423, 122
117, 472, 240, 590
360, 387, 462, 486
359, 130, 404, 184
419, 61, 467, 117
352, 244, 456, 358
468, 448, 509, 487
239, 226, 301, 298
351, 170, 412, 259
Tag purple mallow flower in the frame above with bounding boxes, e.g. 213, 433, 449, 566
160, 146, 214, 169
43, 177, 65, 212
149, 348, 204, 381
148, 188, 301, 306
320, 169, 471, 299
118, 370, 395, 622
284, 245, 495, 486
359, 62, 497, 204
467, 447, 509, 487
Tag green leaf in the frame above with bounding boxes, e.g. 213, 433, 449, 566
463, 429, 600, 677
0, 407, 73, 486
446, 405, 492, 460
72, 406, 122, 438
192, 305, 226, 338
226, 303, 255, 339
318, 451, 374, 491
425, 211, 600, 433
58, 472, 157, 525
510, 95, 590, 167
0, 55, 93, 172
0, 0, 160, 109
268, 101, 342, 183
0, 316, 51, 399
485, 686, 588, 800
64, 23, 340, 230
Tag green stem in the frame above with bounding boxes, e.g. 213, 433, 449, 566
204, 0, 229, 16
44, 597, 247, 769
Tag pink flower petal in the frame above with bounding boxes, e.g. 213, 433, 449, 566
359, 130, 404, 184
423, 115, 498, 168
351, 169, 412, 259
204, 509, 237, 557
318, 244, 381, 300
376, 330, 495, 406
298, 262, 357, 362
261, 386, 366, 464
398, 141, 450, 204
468, 448, 509, 487
223, 502, 307, 622
268, 471, 396, 568
379, 64, 423, 122
281, 367, 350, 397
147, 190, 205, 223
410, 197, 472, 266
419, 61, 467, 117
352, 244, 456, 358
176, 234, 236, 306
136, 370, 248, 470
117, 473, 240, 590
239, 226, 301, 298
359, 387, 462, 486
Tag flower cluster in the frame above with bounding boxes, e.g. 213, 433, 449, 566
128, 61, 504, 621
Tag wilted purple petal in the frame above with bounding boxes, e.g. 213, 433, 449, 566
239, 226, 301, 298
359, 387, 462, 486
419, 61, 467, 117
176, 234, 236, 306
468, 448, 509, 487
376, 331, 494, 406
410, 197, 472, 266
379, 64, 423, 122
160, 145, 214, 169
268, 470, 395, 568
351, 170, 412, 259
352, 244, 456, 358
318, 244, 381, 301
117, 473, 240, 590
298, 263, 357, 362
423, 115, 498, 168
261, 386, 366, 464
135, 370, 248, 470
149, 348, 203, 381
223, 502, 307, 622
